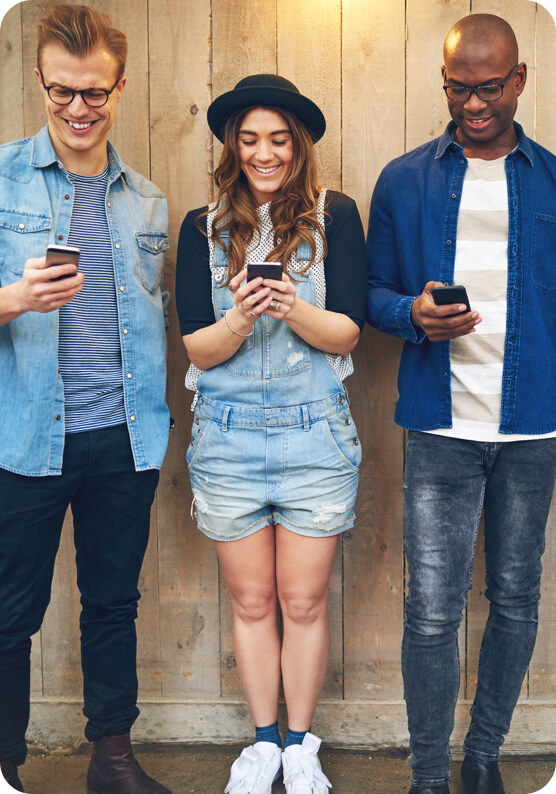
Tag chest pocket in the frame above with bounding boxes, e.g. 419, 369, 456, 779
136, 232, 169, 294
531, 213, 556, 293
0, 210, 52, 277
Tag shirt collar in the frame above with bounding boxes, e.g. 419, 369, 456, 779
435, 120, 534, 166
29, 124, 126, 178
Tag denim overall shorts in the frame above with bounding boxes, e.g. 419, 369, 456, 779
187, 228, 361, 541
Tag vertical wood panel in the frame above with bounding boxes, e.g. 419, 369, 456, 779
342, 0, 406, 702
277, 0, 343, 700
149, 0, 221, 700
535, 3, 556, 148
0, 3, 23, 143
405, 0, 470, 152
277, 0, 341, 191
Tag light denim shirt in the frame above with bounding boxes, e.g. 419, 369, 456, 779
366, 122, 556, 435
0, 126, 170, 475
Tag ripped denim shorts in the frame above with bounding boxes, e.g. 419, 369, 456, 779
186, 391, 361, 541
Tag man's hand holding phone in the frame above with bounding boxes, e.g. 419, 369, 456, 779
411, 280, 481, 341
14, 247, 84, 316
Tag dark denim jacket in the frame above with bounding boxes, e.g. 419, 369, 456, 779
0, 126, 170, 475
366, 122, 556, 435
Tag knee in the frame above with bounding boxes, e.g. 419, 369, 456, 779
232, 589, 277, 624
279, 590, 327, 626
404, 595, 463, 638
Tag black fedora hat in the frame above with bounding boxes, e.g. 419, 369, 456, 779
207, 74, 326, 143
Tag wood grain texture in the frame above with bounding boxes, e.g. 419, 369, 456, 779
149, 0, 221, 701
342, 0, 406, 703
277, 0, 341, 190
0, 3, 23, 143
405, 0, 470, 152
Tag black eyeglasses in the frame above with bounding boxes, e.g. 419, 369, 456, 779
39, 69, 120, 107
443, 64, 519, 102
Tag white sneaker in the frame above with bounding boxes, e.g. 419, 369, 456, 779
224, 741, 282, 793
282, 733, 332, 793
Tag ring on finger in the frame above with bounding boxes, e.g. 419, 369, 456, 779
250, 311, 257, 318
269, 299, 281, 311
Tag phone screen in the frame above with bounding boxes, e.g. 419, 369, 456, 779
246, 262, 283, 281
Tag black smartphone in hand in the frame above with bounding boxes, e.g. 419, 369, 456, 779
46, 245, 81, 280
431, 284, 471, 313
246, 262, 283, 281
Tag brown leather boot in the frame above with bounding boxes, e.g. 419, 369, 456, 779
87, 734, 172, 794
0, 759, 24, 792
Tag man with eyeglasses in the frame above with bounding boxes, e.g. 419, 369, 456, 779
367, 13, 555, 794
0, 4, 171, 793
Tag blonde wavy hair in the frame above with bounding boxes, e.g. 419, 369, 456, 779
201, 107, 327, 285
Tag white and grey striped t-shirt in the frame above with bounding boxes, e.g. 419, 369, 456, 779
429, 155, 555, 442
58, 166, 126, 433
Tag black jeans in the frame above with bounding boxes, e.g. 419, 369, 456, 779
0, 424, 159, 765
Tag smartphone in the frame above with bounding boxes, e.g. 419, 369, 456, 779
246, 262, 283, 282
46, 245, 81, 280
431, 284, 471, 313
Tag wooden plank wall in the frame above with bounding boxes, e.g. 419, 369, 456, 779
0, 0, 555, 752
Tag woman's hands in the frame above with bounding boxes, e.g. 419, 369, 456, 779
259, 272, 297, 319
229, 268, 272, 322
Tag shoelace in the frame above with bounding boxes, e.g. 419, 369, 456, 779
224, 744, 278, 793
283, 737, 332, 792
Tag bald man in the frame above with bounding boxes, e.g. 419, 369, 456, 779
367, 14, 555, 794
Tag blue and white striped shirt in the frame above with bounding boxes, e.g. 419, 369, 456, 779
59, 166, 126, 432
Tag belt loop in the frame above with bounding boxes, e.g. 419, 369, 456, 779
221, 405, 230, 432
302, 405, 310, 432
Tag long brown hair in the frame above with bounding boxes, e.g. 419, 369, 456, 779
202, 106, 327, 284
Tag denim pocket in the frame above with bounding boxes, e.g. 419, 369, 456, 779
186, 414, 213, 467
531, 213, 556, 293
135, 231, 168, 294
323, 409, 362, 473
0, 210, 52, 277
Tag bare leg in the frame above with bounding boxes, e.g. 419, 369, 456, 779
276, 525, 339, 731
215, 526, 280, 727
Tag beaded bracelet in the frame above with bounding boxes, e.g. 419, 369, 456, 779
224, 308, 252, 337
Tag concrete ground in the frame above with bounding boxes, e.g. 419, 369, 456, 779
8, 745, 556, 794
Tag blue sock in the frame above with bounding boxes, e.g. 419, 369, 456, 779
255, 720, 282, 748
284, 728, 308, 748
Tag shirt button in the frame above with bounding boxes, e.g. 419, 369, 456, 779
123, 328, 128, 334
337, 396, 344, 404
56, 414, 61, 420
353, 438, 359, 446
64, 194, 70, 200
451, 193, 457, 199
18, 223, 25, 229
58, 234, 64, 240
126, 372, 132, 379
460, 158, 465, 164
154, 244, 159, 251
130, 415, 136, 421
446, 240, 452, 245
344, 418, 351, 425
214, 274, 223, 283
443, 371, 449, 378
115, 243, 121, 249
119, 286, 125, 292
107, 201, 111, 208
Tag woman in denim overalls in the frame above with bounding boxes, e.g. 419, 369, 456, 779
176, 75, 367, 794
